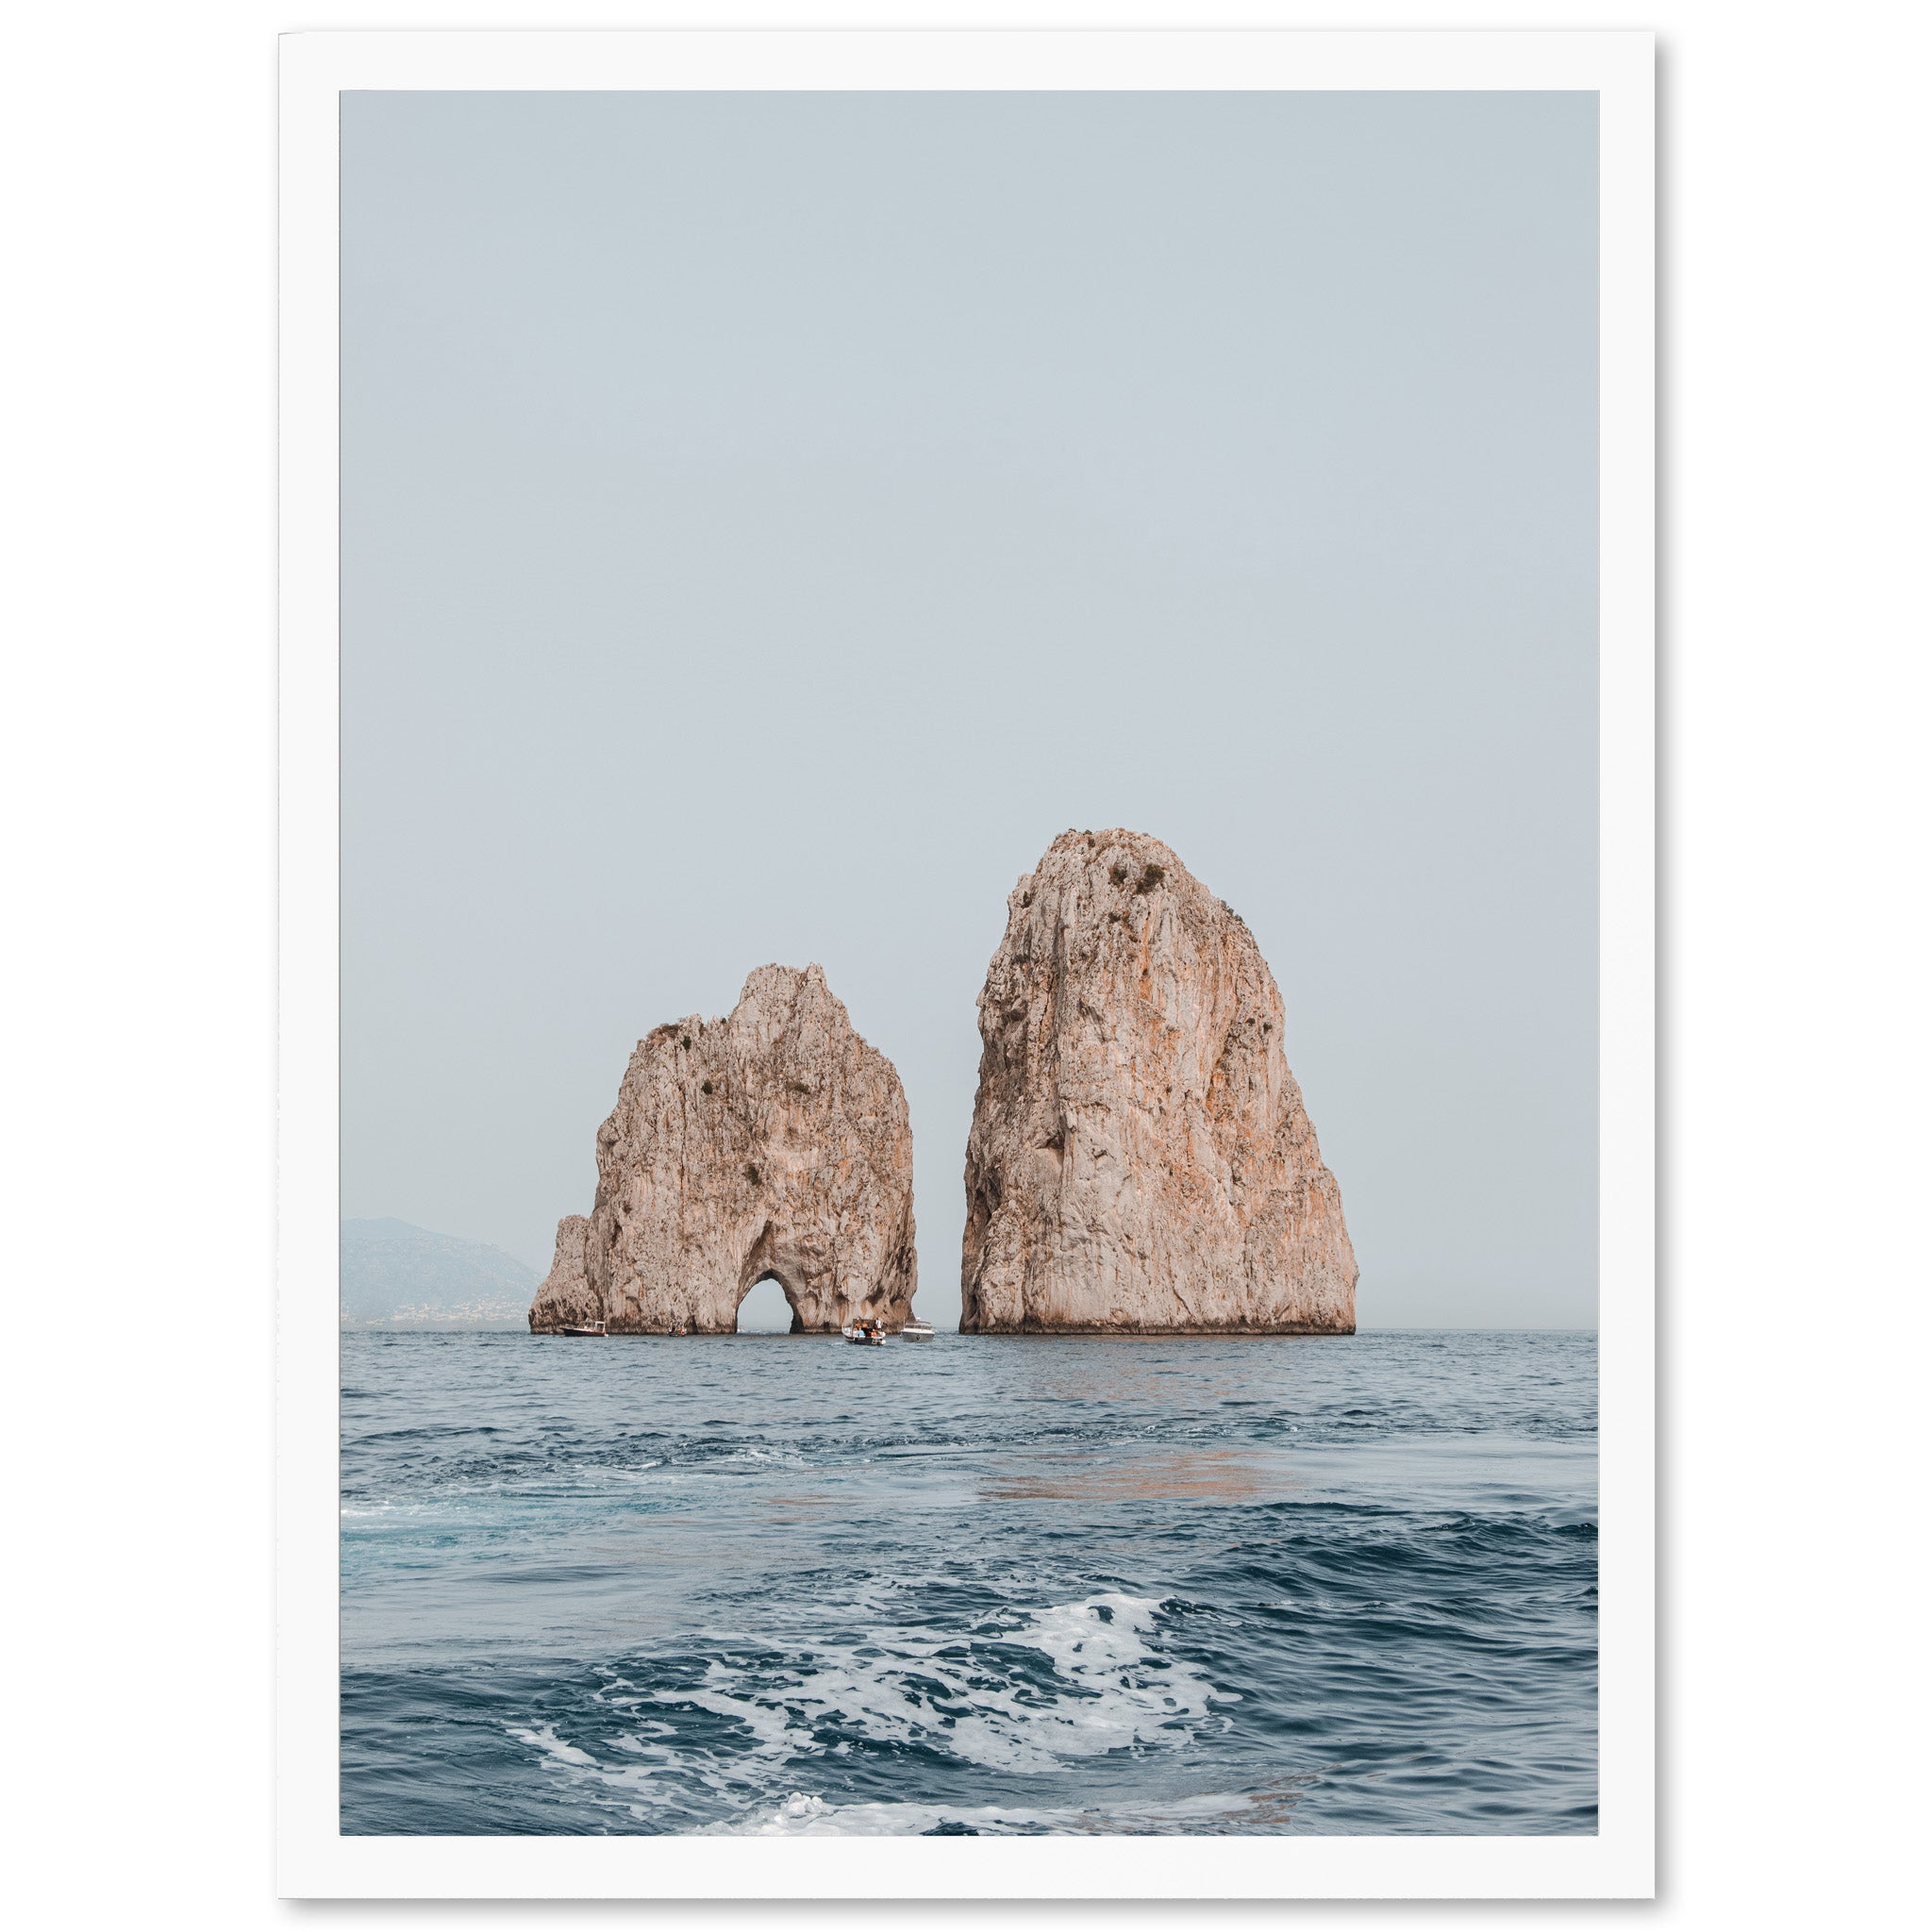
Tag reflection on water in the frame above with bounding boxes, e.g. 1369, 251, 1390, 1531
981, 1444, 1300, 1504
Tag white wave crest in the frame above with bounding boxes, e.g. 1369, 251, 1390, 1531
512, 1591, 1227, 1802
508, 1724, 598, 1769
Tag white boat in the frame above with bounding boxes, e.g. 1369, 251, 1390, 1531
901, 1317, 936, 1341
842, 1319, 887, 1345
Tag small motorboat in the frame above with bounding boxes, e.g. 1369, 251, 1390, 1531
842, 1319, 887, 1346
559, 1321, 607, 1337
901, 1317, 936, 1341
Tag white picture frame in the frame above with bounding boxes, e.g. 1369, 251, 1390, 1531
279, 25, 1654, 1899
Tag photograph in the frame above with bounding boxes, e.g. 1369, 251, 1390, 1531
330, 76, 1610, 1847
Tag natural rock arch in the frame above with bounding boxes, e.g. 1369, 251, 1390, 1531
734, 1270, 802, 1334
530, 964, 917, 1335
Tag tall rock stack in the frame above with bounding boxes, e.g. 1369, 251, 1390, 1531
960, 830, 1357, 1335
529, 964, 917, 1334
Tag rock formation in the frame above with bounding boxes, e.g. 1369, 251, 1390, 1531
529, 964, 917, 1334
529, 1215, 598, 1330
960, 830, 1357, 1335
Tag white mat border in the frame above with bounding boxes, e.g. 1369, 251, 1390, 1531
278, 26, 1654, 1898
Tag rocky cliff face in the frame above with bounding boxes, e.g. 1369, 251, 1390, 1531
529, 965, 917, 1334
960, 830, 1357, 1335
529, 1215, 598, 1329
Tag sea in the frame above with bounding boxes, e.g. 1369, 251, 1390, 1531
341, 1328, 1597, 1836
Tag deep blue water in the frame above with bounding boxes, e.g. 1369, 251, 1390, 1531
341, 1329, 1596, 1835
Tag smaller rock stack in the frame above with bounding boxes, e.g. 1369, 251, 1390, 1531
529, 964, 917, 1334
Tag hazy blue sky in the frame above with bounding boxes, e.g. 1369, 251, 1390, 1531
341, 90, 1598, 1329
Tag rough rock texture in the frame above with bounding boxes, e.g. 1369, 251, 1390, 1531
960, 830, 1357, 1335
529, 1215, 598, 1329
529, 965, 917, 1334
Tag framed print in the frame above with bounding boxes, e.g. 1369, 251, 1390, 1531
279, 26, 1654, 1898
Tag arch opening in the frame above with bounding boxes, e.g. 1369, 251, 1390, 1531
735, 1273, 799, 1335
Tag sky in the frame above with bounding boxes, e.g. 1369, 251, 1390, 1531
341, 89, 1599, 1330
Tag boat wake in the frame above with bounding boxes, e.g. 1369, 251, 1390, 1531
504, 1592, 1229, 1827
341, 1329, 1599, 1835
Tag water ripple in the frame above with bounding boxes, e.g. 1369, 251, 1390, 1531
341, 1329, 1596, 1834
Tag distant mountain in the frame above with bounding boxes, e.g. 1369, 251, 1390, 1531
341, 1218, 538, 1327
